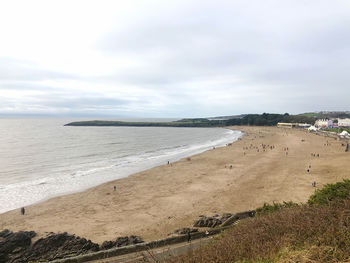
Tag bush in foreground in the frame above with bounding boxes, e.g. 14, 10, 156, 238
255, 201, 299, 215
169, 181, 350, 263
308, 179, 350, 206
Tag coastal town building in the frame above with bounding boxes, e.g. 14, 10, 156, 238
308, 126, 318, 132
277, 123, 295, 128
339, 130, 350, 138
277, 123, 311, 129
338, 118, 350, 127
315, 119, 333, 128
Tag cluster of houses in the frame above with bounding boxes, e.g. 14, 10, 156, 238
277, 118, 350, 138
314, 118, 350, 129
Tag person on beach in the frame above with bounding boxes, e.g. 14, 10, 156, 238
114, 186, 116, 191
21, 207, 25, 215
187, 231, 191, 243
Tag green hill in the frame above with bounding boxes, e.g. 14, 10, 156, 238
65, 113, 316, 127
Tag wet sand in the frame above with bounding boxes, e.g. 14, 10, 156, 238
1, 126, 349, 244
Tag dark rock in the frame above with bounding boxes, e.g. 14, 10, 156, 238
101, 240, 115, 250
0, 230, 99, 263
0, 229, 36, 263
25, 232, 99, 262
1, 230, 144, 262
170, 228, 198, 235
193, 216, 222, 228
194, 211, 256, 228
100, 235, 144, 250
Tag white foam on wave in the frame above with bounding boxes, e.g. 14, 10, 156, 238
0, 129, 242, 214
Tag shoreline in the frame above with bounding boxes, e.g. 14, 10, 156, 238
1, 126, 349, 244
0, 127, 242, 214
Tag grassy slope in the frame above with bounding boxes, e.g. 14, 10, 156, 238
169, 180, 350, 263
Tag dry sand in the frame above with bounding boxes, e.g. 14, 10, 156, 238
1, 126, 349, 244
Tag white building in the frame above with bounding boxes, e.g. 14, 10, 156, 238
338, 118, 350, 127
308, 126, 318, 132
315, 119, 333, 128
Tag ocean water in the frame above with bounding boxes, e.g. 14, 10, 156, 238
0, 118, 242, 213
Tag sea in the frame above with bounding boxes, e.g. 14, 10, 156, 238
0, 118, 242, 214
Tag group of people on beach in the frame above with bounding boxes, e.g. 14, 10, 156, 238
240, 132, 330, 190
242, 143, 276, 155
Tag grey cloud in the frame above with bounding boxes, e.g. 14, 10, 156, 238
37, 95, 133, 109
0, 57, 76, 82
2, 0, 350, 117
96, 0, 350, 90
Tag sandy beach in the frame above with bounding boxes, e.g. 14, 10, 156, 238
1, 126, 349, 244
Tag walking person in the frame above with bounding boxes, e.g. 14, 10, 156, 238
187, 231, 191, 243
21, 207, 25, 215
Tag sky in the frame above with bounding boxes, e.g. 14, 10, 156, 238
0, 0, 350, 118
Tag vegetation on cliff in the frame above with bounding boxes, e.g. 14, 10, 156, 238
169, 180, 350, 263
64, 118, 226, 127
65, 113, 316, 127
301, 111, 350, 119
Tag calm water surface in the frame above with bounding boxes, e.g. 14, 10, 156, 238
0, 118, 242, 213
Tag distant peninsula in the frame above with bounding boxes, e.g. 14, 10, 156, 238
64, 118, 226, 128
64, 112, 332, 127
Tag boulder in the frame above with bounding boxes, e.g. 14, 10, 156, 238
193, 216, 222, 228
25, 232, 99, 262
193, 211, 256, 228
0, 229, 36, 263
170, 228, 198, 235
101, 235, 144, 250
0, 230, 144, 262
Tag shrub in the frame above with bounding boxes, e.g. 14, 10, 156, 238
256, 201, 299, 215
308, 179, 350, 206
168, 181, 350, 263
169, 201, 350, 263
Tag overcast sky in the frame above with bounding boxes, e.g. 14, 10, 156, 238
0, 0, 349, 118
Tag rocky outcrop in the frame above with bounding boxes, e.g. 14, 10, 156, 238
27, 232, 99, 261
193, 215, 224, 228
0, 230, 143, 263
169, 228, 198, 236
0, 229, 36, 263
100, 236, 143, 250
193, 210, 255, 228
